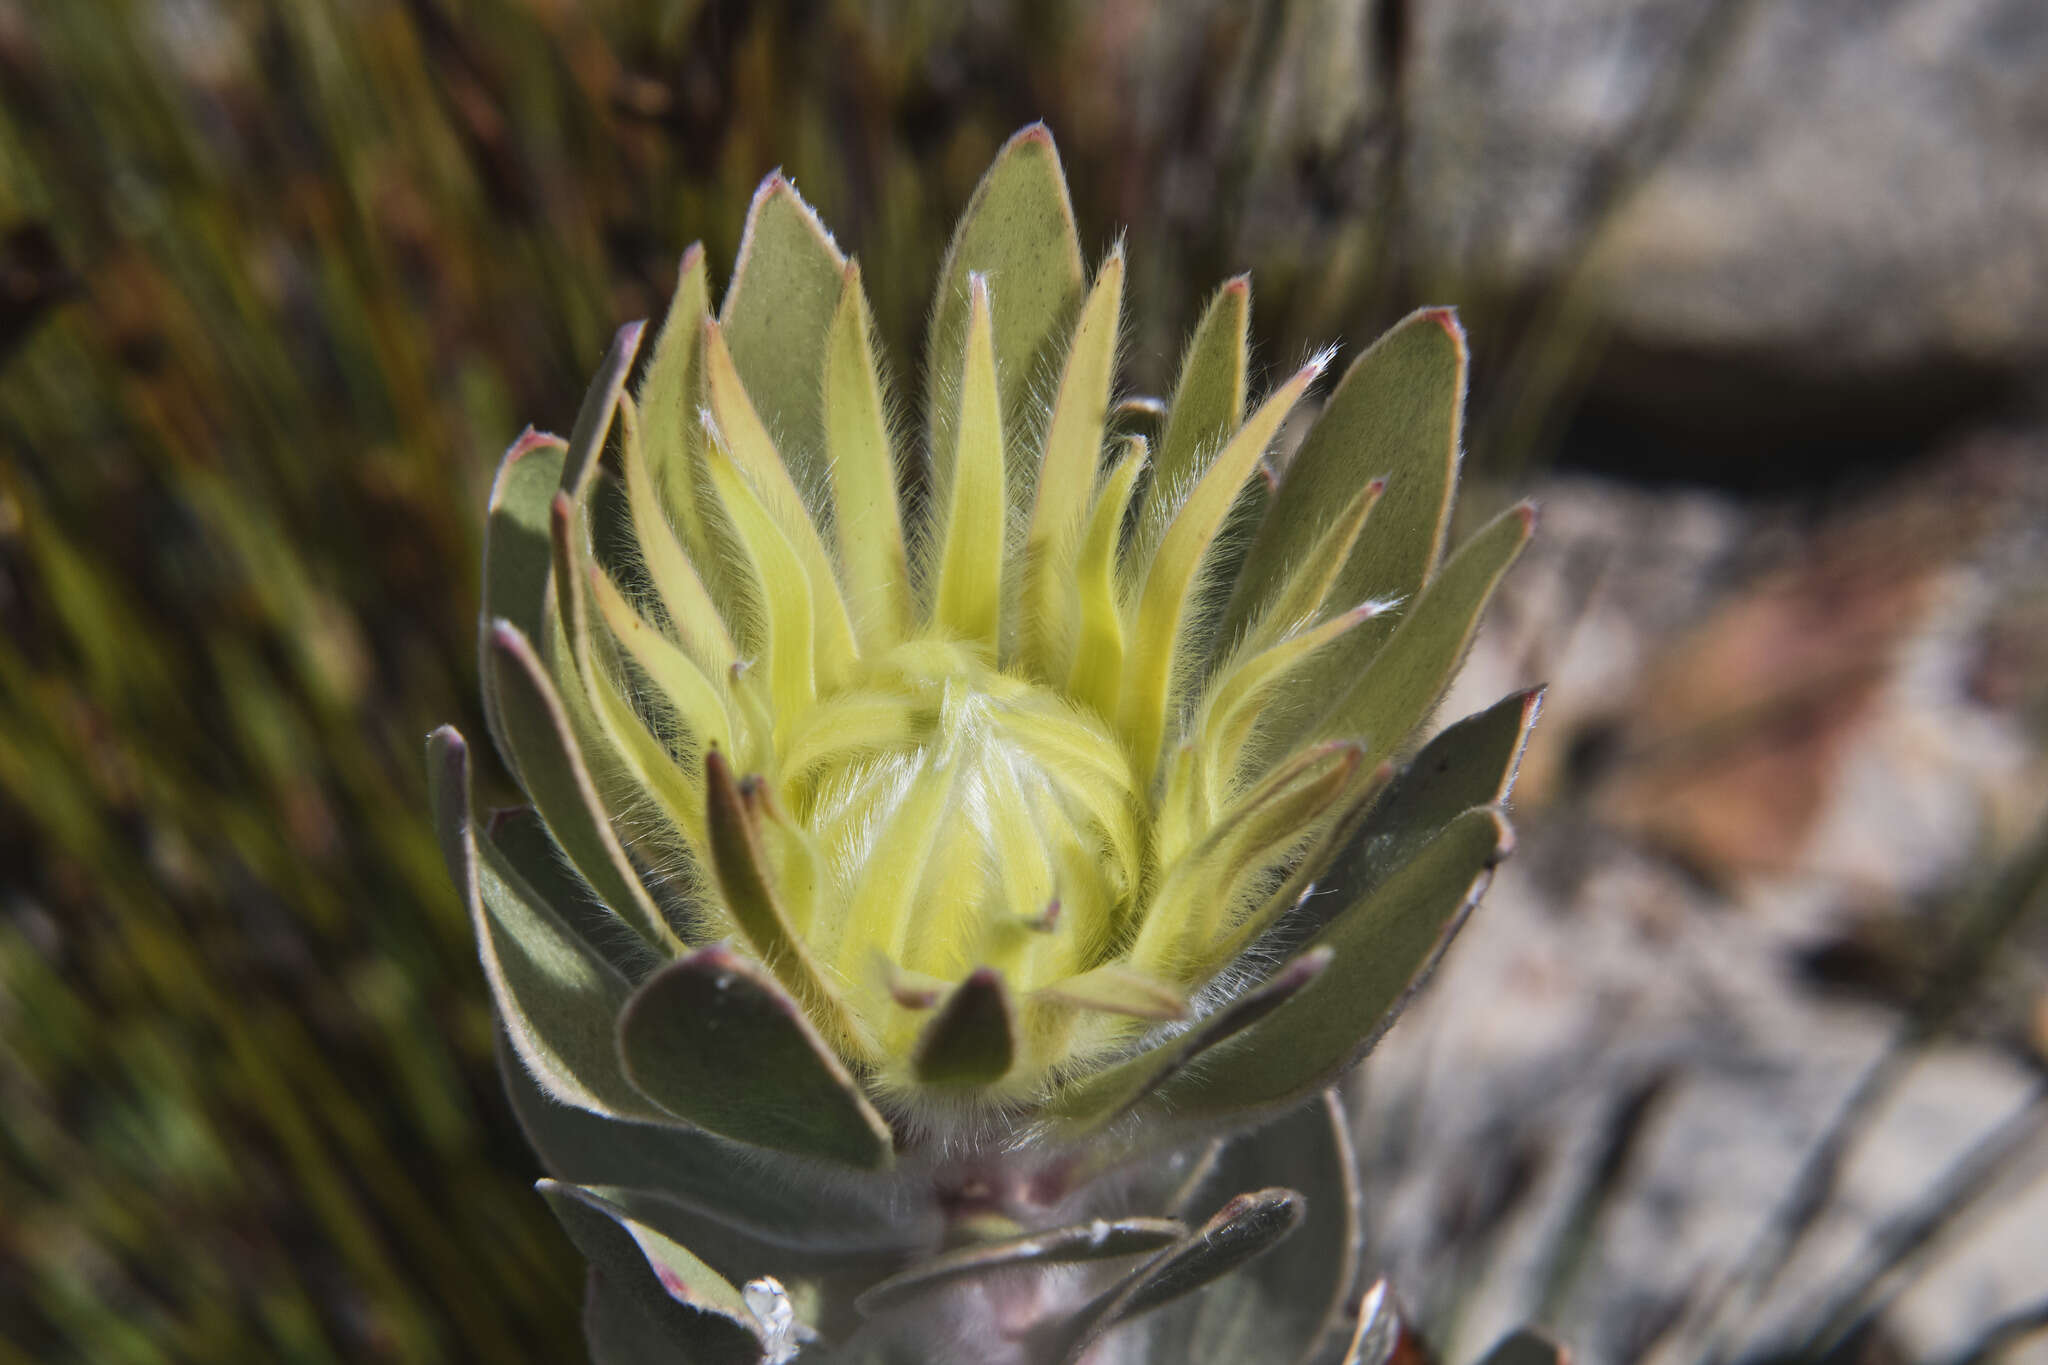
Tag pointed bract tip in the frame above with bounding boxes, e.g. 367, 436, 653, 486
1420, 305, 1463, 340
751, 168, 793, 204
506, 425, 567, 463
483, 805, 526, 838
487, 617, 530, 655
1515, 499, 1540, 532
678, 241, 704, 270
841, 257, 862, 285
612, 318, 646, 351
1365, 476, 1388, 495
427, 722, 466, 754
681, 940, 745, 975
1484, 807, 1517, 865
1222, 274, 1251, 297
1287, 944, 1336, 984
967, 271, 993, 309
1023, 898, 1061, 933
1008, 121, 1056, 149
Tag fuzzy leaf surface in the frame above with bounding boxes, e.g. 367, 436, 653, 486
1314, 687, 1541, 927
483, 621, 681, 954
1142, 1092, 1361, 1365
925, 124, 1084, 483
540, 1181, 764, 1365
720, 175, 848, 498
1226, 308, 1466, 677
911, 967, 1015, 1087
1151, 808, 1511, 1120
1309, 504, 1534, 757
617, 944, 893, 1169
855, 1217, 1184, 1317
1057, 1188, 1305, 1363
499, 1032, 920, 1257
1147, 276, 1249, 532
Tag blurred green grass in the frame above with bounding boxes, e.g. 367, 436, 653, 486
0, 1, 1559, 1359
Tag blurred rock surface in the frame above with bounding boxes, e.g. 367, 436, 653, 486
1362, 434, 2048, 1361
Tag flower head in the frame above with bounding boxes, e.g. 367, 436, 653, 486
434, 124, 1533, 1164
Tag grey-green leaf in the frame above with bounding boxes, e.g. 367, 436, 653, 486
617, 943, 895, 1169
485, 805, 652, 983
539, 1180, 765, 1365
500, 1030, 922, 1256
1057, 1189, 1306, 1364
1473, 1327, 1572, 1365
480, 429, 568, 764
925, 123, 1085, 481
1226, 307, 1467, 675
636, 244, 713, 550
1146, 1092, 1361, 1365
427, 727, 658, 1121
912, 967, 1015, 1087
1306, 504, 1534, 757
558, 321, 645, 501
1147, 275, 1250, 531
1314, 687, 1542, 926
1050, 946, 1333, 1132
482, 620, 682, 955
1152, 808, 1513, 1120
855, 1216, 1185, 1317
719, 174, 848, 501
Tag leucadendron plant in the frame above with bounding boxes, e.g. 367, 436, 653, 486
429, 125, 1547, 1365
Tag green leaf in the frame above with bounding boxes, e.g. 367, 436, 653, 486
1055, 1189, 1306, 1364
500, 1031, 921, 1257
617, 943, 895, 1169
427, 727, 660, 1121
926, 123, 1084, 484
1147, 275, 1249, 533
1225, 308, 1467, 678
855, 1217, 1185, 1318
482, 620, 683, 955
1049, 947, 1333, 1132
912, 967, 1015, 1087
538, 1181, 765, 1365
719, 173, 849, 500
636, 244, 713, 554
1149, 808, 1512, 1121
1472, 1328, 1571, 1365
1305, 504, 1534, 756
557, 321, 645, 502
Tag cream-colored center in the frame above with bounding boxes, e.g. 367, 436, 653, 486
774, 638, 1144, 997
